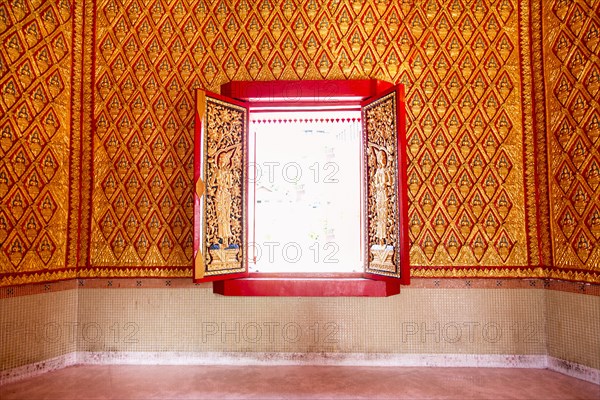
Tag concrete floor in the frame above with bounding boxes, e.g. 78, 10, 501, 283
1, 365, 599, 399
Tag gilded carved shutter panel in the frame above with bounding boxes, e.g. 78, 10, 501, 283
194, 90, 249, 282
362, 86, 410, 283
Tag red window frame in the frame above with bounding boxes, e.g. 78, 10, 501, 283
194, 79, 409, 297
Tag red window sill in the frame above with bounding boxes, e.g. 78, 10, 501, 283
212, 273, 400, 297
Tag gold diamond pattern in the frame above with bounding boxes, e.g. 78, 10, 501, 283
91, 0, 529, 269
5, 0, 593, 284
547, 0, 600, 271
398, 0, 526, 266
0, 0, 72, 274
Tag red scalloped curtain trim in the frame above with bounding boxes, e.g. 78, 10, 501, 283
252, 118, 362, 124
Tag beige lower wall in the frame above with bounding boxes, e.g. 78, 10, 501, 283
546, 290, 600, 370
2, 285, 598, 373
0, 289, 77, 371
76, 287, 546, 355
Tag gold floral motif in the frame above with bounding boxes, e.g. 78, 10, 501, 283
411, 267, 600, 285
1, 270, 78, 287
77, 268, 192, 279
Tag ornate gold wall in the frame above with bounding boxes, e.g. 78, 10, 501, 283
544, 0, 600, 281
1, 0, 597, 285
88, 0, 546, 279
0, 0, 79, 286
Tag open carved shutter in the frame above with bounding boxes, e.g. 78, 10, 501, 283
362, 85, 410, 284
194, 90, 249, 282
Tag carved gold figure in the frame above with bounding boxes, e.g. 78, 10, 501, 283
214, 148, 235, 247
373, 147, 390, 245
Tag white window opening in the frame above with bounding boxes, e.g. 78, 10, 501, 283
249, 110, 362, 273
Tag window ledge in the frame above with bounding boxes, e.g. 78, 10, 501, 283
213, 275, 400, 297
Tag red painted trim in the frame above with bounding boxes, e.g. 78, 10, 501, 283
192, 95, 202, 281
213, 277, 400, 297
251, 117, 362, 123
221, 79, 393, 108
397, 85, 410, 285
248, 103, 362, 111
195, 272, 248, 284
248, 272, 364, 279
192, 80, 411, 292
205, 90, 250, 108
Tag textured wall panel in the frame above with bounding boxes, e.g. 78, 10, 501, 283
6, 1, 592, 283
89, 0, 545, 280
76, 286, 547, 356
0, 286, 78, 371
0, 0, 76, 285
546, 289, 600, 370
545, 0, 600, 283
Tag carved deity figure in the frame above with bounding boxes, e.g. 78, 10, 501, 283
373, 147, 390, 245
215, 149, 234, 247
